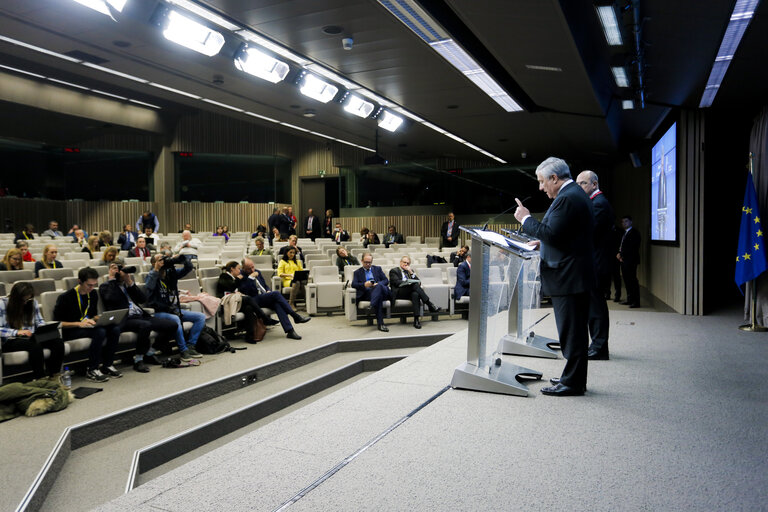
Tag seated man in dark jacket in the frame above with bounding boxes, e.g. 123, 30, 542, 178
335, 246, 360, 275
117, 224, 139, 251
351, 252, 391, 332
216, 261, 282, 342
99, 263, 177, 372
450, 245, 470, 267
54, 267, 121, 382
145, 254, 205, 361
389, 256, 441, 329
454, 253, 471, 299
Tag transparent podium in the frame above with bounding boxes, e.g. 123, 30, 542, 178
450, 227, 544, 397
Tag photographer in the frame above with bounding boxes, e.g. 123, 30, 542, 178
145, 254, 205, 361
99, 264, 177, 372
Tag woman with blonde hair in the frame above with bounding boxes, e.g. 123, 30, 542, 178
82, 235, 101, 258
99, 246, 124, 266
34, 245, 62, 277
98, 230, 113, 248
277, 247, 305, 309
0, 248, 24, 271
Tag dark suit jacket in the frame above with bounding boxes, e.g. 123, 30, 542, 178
383, 232, 404, 247
304, 215, 321, 239
129, 246, 153, 259
99, 279, 147, 314
619, 227, 641, 267
117, 231, 139, 251
275, 214, 292, 236
333, 230, 350, 243
450, 251, 467, 267
323, 216, 334, 238
455, 261, 471, 298
521, 181, 595, 296
267, 213, 280, 236
441, 220, 460, 245
591, 192, 615, 276
388, 266, 420, 293
351, 265, 389, 300
239, 271, 271, 296
216, 272, 239, 298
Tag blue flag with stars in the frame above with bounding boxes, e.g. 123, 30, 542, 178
735, 172, 767, 287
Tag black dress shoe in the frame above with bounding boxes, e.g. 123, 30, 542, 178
143, 354, 164, 365
413, 318, 422, 329
629, 303, 641, 308
378, 324, 389, 332
133, 361, 150, 373
427, 303, 442, 313
549, 377, 560, 385
264, 318, 280, 326
620, 301, 631, 305
286, 330, 302, 340
294, 315, 311, 323
588, 350, 610, 360
540, 383, 584, 396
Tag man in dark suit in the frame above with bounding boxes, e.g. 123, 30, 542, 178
303, 208, 321, 241
389, 256, 441, 329
514, 157, 595, 396
440, 212, 460, 248
618, 215, 641, 308
117, 224, 139, 251
383, 225, 404, 248
275, 207, 293, 238
352, 252, 391, 332
216, 261, 279, 342
454, 254, 471, 299
450, 245, 470, 267
577, 170, 615, 360
332, 222, 350, 244
267, 208, 280, 241
323, 209, 334, 239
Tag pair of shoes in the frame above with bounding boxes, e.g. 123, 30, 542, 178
144, 354, 164, 365
294, 315, 311, 324
286, 330, 302, 340
613, 297, 622, 302
549, 377, 560, 385
629, 303, 641, 308
427, 303, 442, 313
378, 324, 389, 332
413, 318, 422, 329
86, 369, 109, 382
588, 350, 610, 360
540, 383, 584, 396
619, 301, 631, 305
181, 347, 203, 361
264, 318, 280, 326
101, 365, 123, 378
133, 360, 150, 373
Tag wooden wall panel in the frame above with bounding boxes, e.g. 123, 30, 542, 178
0, 198, 67, 234
168, 202, 289, 234
66, 201, 157, 234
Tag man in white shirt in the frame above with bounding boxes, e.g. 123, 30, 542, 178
174, 230, 201, 262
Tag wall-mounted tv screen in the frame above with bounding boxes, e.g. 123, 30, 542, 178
651, 122, 677, 242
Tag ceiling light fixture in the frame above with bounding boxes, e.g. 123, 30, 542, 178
161, 9, 225, 57
595, 4, 624, 46
611, 66, 629, 87
377, 110, 404, 133
699, 0, 761, 107
622, 99, 634, 110
299, 73, 339, 103
166, 0, 240, 31
234, 46, 290, 83
81, 62, 149, 83
71, 0, 126, 18
343, 95, 375, 118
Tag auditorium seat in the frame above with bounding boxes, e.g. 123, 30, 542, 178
307, 266, 343, 315
0, 269, 35, 284
38, 268, 77, 289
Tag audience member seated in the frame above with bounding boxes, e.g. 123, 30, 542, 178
250, 236, 272, 257
0, 248, 24, 271
455, 253, 471, 299
277, 247, 306, 309
1, 282, 65, 380
99, 263, 177, 372
67, 224, 88, 241
82, 236, 101, 259
278, 235, 304, 263
332, 222, 350, 244
363, 231, 380, 248
335, 246, 360, 275
450, 245, 470, 267
136, 210, 160, 234
141, 227, 159, 247
16, 241, 35, 262
98, 246, 124, 267
178, 223, 194, 233
352, 252, 391, 332
145, 254, 205, 361
383, 225, 404, 248
174, 230, 201, 261
15, 224, 35, 243
97, 230, 113, 248
158, 241, 173, 256
213, 225, 229, 242
271, 227, 287, 242
34, 245, 63, 277
41, 220, 63, 239
216, 261, 275, 343
359, 227, 370, 244
222, 225, 230, 237
389, 256, 441, 329
71, 229, 86, 248
251, 224, 268, 239
129, 236, 153, 261
54, 267, 121, 382
117, 224, 139, 251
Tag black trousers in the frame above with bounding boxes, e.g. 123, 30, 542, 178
241, 295, 269, 340
621, 261, 640, 305
63, 325, 120, 371
588, 280, 610, 355
393, 284, 430, 318
122, 315, 178, 355
551, 293, 590, 390
3, 334, 65, 378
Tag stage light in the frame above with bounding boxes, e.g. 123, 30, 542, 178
162, 9, 225, 57
343, 95, 375, 118
622, 99, 634, 109
378, 110, 404, 132
595, 4, 623, 46
234, 47, 290, 83
611, 66, 629, 87
299, 73, 338, 103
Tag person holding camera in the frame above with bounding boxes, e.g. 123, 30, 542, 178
145, 254, 205, 361
351, 252, 391, 332
99, 264, 178, 372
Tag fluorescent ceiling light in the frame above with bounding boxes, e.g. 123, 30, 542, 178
71, 0, 126, 17
622, 99, 634, 110
611, 66, 629, 87
343, 95, 375, 118
0, 64, 47, 79
280, 122, 310, 133
81, 62, 148, 83
166, 0, 240, 31
299, 74, 338, 103
92, 89, 127, 100
202, 98, 243, 112
525, 64, 563, 72
149, 81, 201, 99
244, 111, 279, 123
234, 47, 290, 83
595, 5, 623, 46
128, 99, 161, 109
48, 78, 90, 90
378, 110, 404, 132
0, 35, 83, 63
236, 30, 311, 66
699, 0, 760, 107
162, 10, 225, 57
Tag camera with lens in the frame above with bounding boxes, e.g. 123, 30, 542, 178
115, 264, 137, 274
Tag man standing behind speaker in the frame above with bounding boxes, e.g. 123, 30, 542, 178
514, 157, 594, 396
440, 212, 459, 248
577, 170, 614, 360
304, 208, 320, 241
618, 215, 641, 308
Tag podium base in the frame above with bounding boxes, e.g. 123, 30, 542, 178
501, 333, 560, 358
451, 361, 542, 397
738, 323, 768, 332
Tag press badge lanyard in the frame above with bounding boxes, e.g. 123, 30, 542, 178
75, 285, 90, 321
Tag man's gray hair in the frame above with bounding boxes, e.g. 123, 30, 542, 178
582, 170, 599, 184
536, 157, 572, 180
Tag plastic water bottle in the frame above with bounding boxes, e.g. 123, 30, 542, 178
61, 367, 72, 389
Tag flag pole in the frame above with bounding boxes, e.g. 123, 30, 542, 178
739, 153, 767, 332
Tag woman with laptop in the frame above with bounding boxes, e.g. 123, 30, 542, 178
0, 282, 65, 380
277, 247, 306, 309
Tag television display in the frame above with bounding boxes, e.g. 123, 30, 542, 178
651, 122, 677, 242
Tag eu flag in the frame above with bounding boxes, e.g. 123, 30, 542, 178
735, 172, 767, 287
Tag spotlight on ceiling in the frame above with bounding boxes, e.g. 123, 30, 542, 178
377, 110, 404, 132
72, 0, 126, 17
611, 66, 629, 87
595, 3, 624, 46
234, 46, 290, 83
299, 73, 339, 103
161, 9, 225, 57
343, 94, 375, 118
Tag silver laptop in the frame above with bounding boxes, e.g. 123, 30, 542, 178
94, 309, 129, 326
